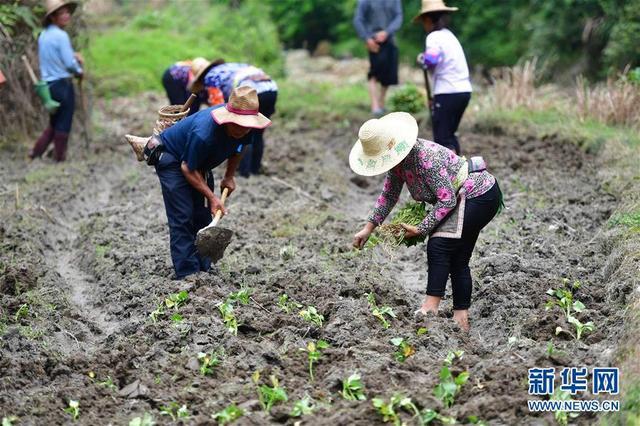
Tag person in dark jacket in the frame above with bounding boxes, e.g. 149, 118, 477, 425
353, 0, 403, 116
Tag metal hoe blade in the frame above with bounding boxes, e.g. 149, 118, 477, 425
195, 226, 233, 263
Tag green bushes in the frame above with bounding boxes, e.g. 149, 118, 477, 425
89, 1, 283, 97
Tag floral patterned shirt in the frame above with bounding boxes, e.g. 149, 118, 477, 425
168, 62, 192, 86
368, 139, 496, 236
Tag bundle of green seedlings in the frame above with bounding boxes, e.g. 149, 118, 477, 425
366, 201, 427, 249
217, 285, 252, 335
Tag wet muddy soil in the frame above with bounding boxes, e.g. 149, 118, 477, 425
0, 80, 629, 425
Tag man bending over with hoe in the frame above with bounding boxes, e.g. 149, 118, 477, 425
144, 86, 271, 279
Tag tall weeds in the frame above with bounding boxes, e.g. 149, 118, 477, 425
489, 58, 540, 110
575, 72, 640, 129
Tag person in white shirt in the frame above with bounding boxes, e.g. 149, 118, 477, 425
414, 0, 471, 155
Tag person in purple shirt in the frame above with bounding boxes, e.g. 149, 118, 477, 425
29, 0, 83, 162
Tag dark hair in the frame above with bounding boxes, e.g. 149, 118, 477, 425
426, 12, 451, 30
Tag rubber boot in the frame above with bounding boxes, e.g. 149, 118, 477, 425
52, 131, 69, 162
34, 81, 60, 114
29, 126, 54, 159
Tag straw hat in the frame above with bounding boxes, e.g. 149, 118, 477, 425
44, 0, 77, 23
211, 86, 271, 129
349, 112, 418, 177
188, 57, 224, 92
413, 0, 458, 22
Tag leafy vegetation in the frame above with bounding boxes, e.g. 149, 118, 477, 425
433, 351, 468, 408
390, 337, 416, 363
367, 293, 396, 329
299, 306, 324, 327
212, 404, 244, 425
217, 300, 239, 335
198, 350, 222, 376
159, 402, 189, 421
299, 339, 329, 381
253, 372, 288, 413
367, 202, 427, 249
388, 84, 426, 115
277, 294, 302, 314
342, 372, 367, 401
372, 393, 420, 425
546, 279, 595, 340
63, 400, 80, 421
289, 395, 315, 417
128, 413, 155, 426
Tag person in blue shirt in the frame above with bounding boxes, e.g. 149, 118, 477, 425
29, 0, 83, 162
148, 86, 271, 279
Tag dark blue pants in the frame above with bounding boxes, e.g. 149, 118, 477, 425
155, 152, 213, 279
49, 78, 75, 133
239, 90, 277, 177
162, 68, 201, 116
432, 92, 471, 155
426, 182, 501, 309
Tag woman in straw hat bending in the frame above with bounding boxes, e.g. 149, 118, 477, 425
29, 0, 83, 162
190, 62, 278, 178
351, 113, 502, 331
414, 0, 471, 155
145, 86, 270, 280
161, 57, 224, 116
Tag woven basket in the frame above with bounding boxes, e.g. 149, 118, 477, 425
125, 135, 149, 162
153, 105, 189, 135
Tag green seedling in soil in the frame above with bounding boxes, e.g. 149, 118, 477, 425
212, 404, 244, 425
128, 412, 155, 426
367, 293, 396, 329
416, 327, 428, 336
420, 409, 457, 425
390, 337, 416, 362
198, 351, 222, 376
228, 286, 252, 305
2, 416, 18, 426
278, 294, 302, 314
159, 402, 189, 421
279, 244, 296, 261
372, 393, 420, 425
545, 279, 582, 317
63, 399, 80, 421
149, 303, 165, 323
165, 290, 189, 310
218, 300, 239, 335
290, 395, 315, 417
342, 372, 367, 401
14, 304, 29, 322
170, 313, 183, 323
556, 316, 595, 341
98, 376, 117, 390
466, 415, 489, 426
252, 372, 288, 413
300, 339, 329, 381
550, 388, 580, 426
434, 352, 469, 408
299, 306, 324, 327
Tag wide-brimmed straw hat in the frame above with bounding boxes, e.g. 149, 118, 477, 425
349, 112, 418, 176
413, 0, 458, 22
211, 86, 271, 129
44, 0, 77, 23
188, 57, 225, 92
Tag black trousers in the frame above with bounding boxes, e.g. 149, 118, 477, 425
368, 40, 398, 87
239, 90, 277, 177
432, 92, 471, 154
162, 68, 201, 116
426, 181, 501, 310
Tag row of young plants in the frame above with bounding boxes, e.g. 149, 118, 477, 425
38, 287, 480, 424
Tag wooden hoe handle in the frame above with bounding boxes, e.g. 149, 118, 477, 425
181, 93, 197, 112
21, 55, 39, 84
212, 187, 229, 225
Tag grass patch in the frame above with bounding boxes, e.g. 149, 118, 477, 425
473, 105, 640, 153
277, 80, 369, 125
88, 1, 283, 97
609, 209, 640, 233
